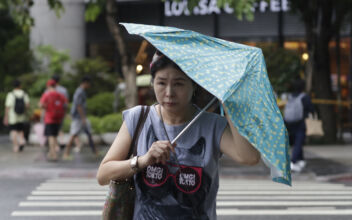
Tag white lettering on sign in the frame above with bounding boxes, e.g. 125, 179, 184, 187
223, 3, 234, 14
259, 0, 269, 12
179, 173, 196, 186
164, 0, 290, 17
146, 166, 163, 180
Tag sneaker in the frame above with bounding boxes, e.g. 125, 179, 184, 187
297, 160, 306, 169
291, 162, 302, 172
73, 146, 82, 153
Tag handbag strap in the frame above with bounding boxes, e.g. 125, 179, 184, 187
126, 106, 150, 159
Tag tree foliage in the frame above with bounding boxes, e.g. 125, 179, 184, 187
0, 0, 64, 33
35, 45, 70, 76
260, 44, 302, 94
70, 57, 116, 97
0, 0, 66, 92
0, 5, 32, 92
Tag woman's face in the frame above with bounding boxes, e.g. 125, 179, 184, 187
152, 66, 194, 113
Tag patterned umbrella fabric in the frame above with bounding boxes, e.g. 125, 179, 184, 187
121, 23, 291, 186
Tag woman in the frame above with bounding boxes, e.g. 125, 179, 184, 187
97, 51, 260, 219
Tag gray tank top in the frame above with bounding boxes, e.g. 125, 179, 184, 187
123, 105, 227, 220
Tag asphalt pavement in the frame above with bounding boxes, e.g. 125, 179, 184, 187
1, 133, 352, 183
1, 133, 352, 220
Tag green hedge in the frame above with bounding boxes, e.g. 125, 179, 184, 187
89, 115, 102, 134
86, 92, 114, 117
97, 113, 123, 133
62, 116, 71, 133
61, 113, 123, 134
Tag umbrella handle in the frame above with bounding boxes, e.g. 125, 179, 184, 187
171, 97, 218, 145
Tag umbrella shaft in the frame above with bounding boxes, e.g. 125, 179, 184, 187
171, 97, 218, 145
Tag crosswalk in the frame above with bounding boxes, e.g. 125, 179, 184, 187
217, 179, 352, 216
11, 178, 352, 218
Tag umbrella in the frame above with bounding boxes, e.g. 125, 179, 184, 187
121, 23, 291, 186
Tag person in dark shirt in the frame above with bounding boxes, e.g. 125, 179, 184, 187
284, 79, 314, 172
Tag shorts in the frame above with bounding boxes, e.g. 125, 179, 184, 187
9, 123, 25, 131
44, 123, 61, 136
70, 119, 92, 136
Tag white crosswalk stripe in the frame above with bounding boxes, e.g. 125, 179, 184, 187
11, 177, 352, 217
217, 179, 352, 216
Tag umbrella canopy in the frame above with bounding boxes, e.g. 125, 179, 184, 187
121, 23, 291, 186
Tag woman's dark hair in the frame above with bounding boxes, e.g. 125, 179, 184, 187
150, 51, 183, 79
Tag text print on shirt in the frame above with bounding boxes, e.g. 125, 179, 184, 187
143, 162, 202, 194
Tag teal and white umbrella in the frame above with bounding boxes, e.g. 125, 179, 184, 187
121, 23, 291, 186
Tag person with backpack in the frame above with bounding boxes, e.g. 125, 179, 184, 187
40, 79, 68, 161
3, 80, 30, 152
283, 79, 314, 172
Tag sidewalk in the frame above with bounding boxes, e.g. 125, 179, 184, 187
1, 133, 352, 184
219, 144, 352, 184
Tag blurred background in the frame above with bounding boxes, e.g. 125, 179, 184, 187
1, 1, 352, 219
1, 0, 352, 144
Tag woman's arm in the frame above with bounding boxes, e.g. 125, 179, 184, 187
96, 122, 136, 185
220, 106, 260, 166
97, 121, 174, 185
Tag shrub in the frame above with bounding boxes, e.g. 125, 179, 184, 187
70, 57, 116, 97
98, 113, 123, 133
88, 115, 102, 134
61, 114, 122, 134
0, 92, 7, 133
87, 92, 115, 117
62, 116, 71, 133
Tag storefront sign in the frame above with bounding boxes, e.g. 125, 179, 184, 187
165, 0, 290, 17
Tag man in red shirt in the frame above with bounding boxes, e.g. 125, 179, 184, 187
40, 79, 68, 161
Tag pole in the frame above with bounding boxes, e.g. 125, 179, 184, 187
336, 26, 342, 141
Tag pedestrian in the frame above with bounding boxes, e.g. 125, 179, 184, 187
31, 109, 46, 147
63, 76, 98, 160
283, 78, 314, 172
3, 79, 30, 152
113, 77, 125, 112
96, 51, 260, 219
39, 79, 68, 161
51, 75, 82, 151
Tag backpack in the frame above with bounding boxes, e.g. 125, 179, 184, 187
13, 93, 25, 115
284, 93, 305, 122
47, 93, 66, 121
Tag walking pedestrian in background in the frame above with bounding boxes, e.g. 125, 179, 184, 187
63, 76, 98, 160
3, 79, 30, 152
283, 78, 314, 172
39, 79, 68, 161
51, 75, 83, 150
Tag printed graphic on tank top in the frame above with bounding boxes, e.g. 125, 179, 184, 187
135, 127, 211, 220
123, 105, 227, 220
